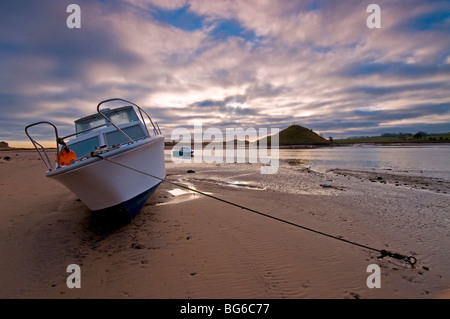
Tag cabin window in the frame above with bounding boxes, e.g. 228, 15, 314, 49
75, 117, 106, 135
68, 136, 100, 159
108, 108, 140, 125
75, 106, 140, 136
105, 124, 147, 147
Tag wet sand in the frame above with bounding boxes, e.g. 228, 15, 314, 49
0, 150, 449, 298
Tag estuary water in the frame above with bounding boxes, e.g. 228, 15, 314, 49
167, 144, 450, 182
279, 144, 450, 181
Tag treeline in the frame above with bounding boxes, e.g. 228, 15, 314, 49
347, 131, 449, 141
380, 132, 413, 139
336, 131, 450, 144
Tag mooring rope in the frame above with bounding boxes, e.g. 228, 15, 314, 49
93, 154, 417, 266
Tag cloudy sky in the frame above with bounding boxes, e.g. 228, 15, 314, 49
1, 0, 449, 146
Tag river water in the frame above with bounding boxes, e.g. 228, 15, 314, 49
166, 144, 450, 181
278, 144, 450, 181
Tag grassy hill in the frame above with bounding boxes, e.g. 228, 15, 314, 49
165, 125, 330, 147
260, 125, 330, 146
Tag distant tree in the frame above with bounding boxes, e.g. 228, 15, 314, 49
329, 136, 333, 142
398, 132, 412, 140
413, 131, 427, 140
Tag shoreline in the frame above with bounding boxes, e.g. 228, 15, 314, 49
2, 141, 450, 152
0, 150, 449, 298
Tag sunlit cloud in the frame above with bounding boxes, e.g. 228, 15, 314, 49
0, 0, 449, 147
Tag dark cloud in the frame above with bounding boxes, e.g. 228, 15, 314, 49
346, 82, 450, 96
1, 1, 142, 82
191, 95, 246, 108
325, 122, 450, 139
340, 60, 450, 78
0, 0, 449, 145
245, 82, 291, 98
352, 103, 450, 121
187, 95, 258, 120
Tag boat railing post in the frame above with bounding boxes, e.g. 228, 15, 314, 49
156, 122, 162, 135
137, 108, 151, 137
97, 99, 135, 144
25, 121, 61, 171
97, 98, 161, 140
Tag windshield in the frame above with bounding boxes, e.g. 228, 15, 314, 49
75, 106, 140, 136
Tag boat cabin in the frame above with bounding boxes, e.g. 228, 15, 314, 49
67, 106, 150, 159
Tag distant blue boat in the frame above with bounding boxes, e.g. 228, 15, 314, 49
172, 146, 194, 158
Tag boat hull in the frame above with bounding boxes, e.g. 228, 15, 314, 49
93, 181, 162, 218
47, 136, 165, 217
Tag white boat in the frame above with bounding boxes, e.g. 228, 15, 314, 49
25, 98, 165, 218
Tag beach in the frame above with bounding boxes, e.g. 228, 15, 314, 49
0, 149, 449, 299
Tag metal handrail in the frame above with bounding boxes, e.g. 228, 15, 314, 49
24, 121, 61, 171
156, 122, 162, 135
96, 98, 161, 145
25, 99, 161, 171
62, 123, 109, 140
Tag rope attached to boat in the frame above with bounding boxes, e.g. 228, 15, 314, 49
93, 154, 417, 267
